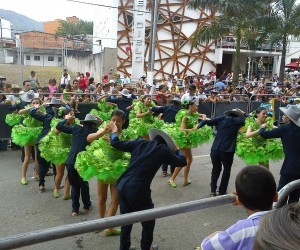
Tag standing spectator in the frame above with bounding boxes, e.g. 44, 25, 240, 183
28, 71, 39, 90
60, 73, 70, 86
62, 69, 71, 83
78, 73, 88, 92
123, 74, 131, 86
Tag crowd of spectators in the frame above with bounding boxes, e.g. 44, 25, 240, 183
2, 69, 300, 110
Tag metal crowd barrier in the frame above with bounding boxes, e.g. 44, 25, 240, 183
0, 95, 293, 139
0, 195, 235, 249
273, 179, 300, 209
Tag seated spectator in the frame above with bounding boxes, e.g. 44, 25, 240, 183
0, 91, 7, 103
5, 84, 21, 104
253, 203, 300, 250
206, 90, 228, 103
201, 165, 278, 250
198, 86, 207, 102
88, 77, 96, 92
82, 89, 94, 103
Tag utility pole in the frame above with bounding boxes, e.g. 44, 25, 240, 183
147, 0, 159, 92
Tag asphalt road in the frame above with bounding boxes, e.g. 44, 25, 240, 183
0, 143, 282, 250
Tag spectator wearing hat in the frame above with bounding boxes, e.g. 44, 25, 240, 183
6, 85, 22, 104
259, 105, 300, 204
197, 108, 247, 196
56, 114, 103, 216
107, 126, 186, 250
181, 84, 199, 105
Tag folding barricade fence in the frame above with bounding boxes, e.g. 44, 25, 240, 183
0, 97, 294, 139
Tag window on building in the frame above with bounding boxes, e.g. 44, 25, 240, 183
26, 55, 30, 60
34, 56, 40, 61
48, 56, 54, 61
58, 57, 62, 62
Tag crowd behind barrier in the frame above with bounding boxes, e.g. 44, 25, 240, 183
0, 98, 289, 139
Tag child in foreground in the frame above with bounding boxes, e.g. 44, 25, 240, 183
201, 165, 278, 250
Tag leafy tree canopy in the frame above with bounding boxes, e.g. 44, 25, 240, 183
55, 19, 93, 36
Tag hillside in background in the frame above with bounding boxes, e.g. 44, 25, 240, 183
0, 9, 43, 33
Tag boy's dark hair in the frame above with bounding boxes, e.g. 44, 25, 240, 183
111, 109, 126, 121
236, 165, 276, 211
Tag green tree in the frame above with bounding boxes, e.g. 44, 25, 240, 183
266, 0, 300, 82
56, 20, 93, 36
189, 0, 271, 86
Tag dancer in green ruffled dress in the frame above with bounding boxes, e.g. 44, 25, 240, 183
89, 98, 117, 122
75, 110, 130, 236
39, 107, 77, 198
128, 95, 163, 139
236, 107, 283, 168
14, 97, 43, 185
168, 100, 213, 187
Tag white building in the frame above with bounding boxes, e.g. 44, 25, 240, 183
0, 17, 12, 39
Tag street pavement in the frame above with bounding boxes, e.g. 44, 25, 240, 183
0, 143, 282, 250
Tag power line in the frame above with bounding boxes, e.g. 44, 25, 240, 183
67, 0, 152, 14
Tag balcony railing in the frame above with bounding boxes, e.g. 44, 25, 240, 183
216, 36, 283, 52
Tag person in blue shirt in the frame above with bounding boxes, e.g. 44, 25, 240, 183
214, 79, 226, 92
107, 126, 187, 250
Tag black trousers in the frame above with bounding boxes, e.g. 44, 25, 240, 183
36, 145, 50, 187
210, 150, 234, 195
278, 174, 300, 204
118, 189, 155, 250
67, 164, 91, 213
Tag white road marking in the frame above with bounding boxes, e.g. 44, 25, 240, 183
193, 154, 210, 159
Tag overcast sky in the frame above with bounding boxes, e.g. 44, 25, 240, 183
0, 0, 109, 22
2, 0, 300, 23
